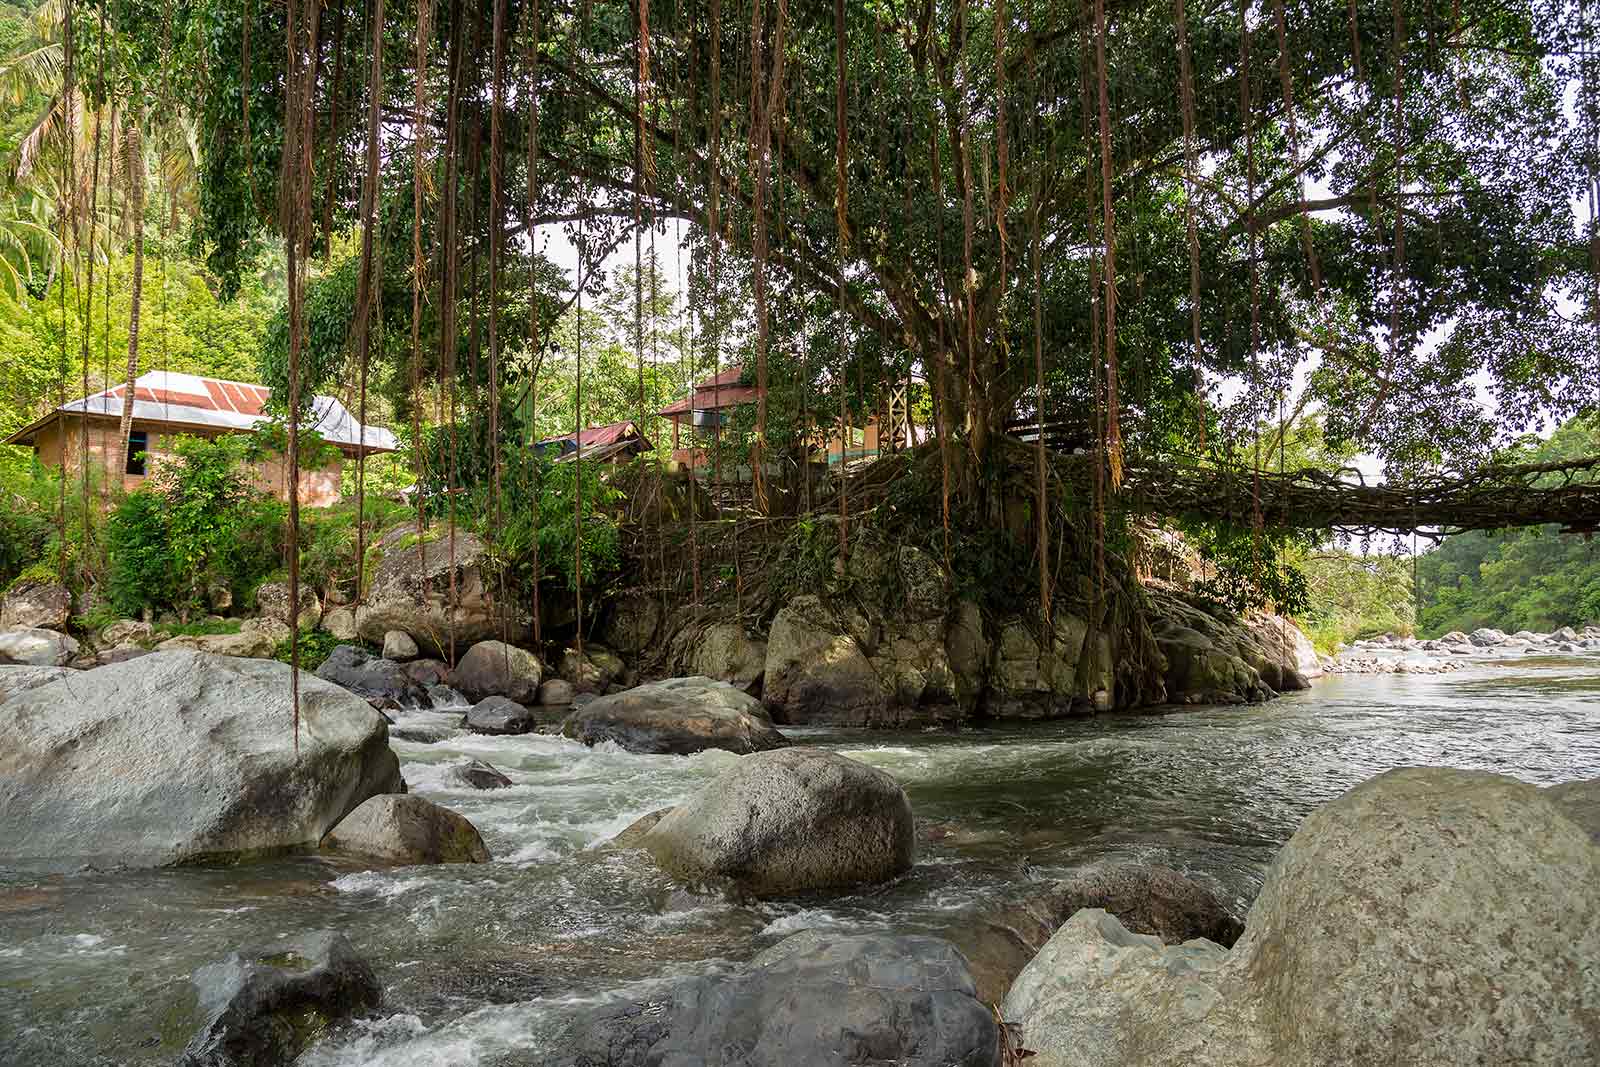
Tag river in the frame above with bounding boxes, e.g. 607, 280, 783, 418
3, 652, 1597, 1065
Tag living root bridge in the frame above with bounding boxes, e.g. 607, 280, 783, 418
1062, 452, 1600, 537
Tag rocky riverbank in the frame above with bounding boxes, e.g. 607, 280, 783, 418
1322, 623, 1600, 674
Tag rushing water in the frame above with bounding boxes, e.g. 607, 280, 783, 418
3, 653, 1598, 1065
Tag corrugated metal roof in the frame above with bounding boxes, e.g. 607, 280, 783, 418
7, 371, 398, 452
541, 419, 652, 450
658, 366, 761, 417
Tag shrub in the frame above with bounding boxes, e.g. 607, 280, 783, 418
105, 489, 178, 616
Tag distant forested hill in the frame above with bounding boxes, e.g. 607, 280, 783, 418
1416, 416, 1600, 636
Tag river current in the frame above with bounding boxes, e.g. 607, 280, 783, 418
3, 652, 1598, 1065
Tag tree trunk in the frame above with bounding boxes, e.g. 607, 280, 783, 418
118, 120, 145, 490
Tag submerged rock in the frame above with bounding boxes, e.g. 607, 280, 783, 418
314, 644, 430, 710
1002, 767, 1600, 1066
464, 695, 536, 735
642, 747, 915, 897
322, 794, 490, 864
178, 929, 381, 1067
551, 932, 999, 1067
0, 652, 402, 868
561, 676, 788, 755
955, 863, 1243, 1005
451, 639, 542, 703
442, 758, 514, 790
0, 626, 79, 666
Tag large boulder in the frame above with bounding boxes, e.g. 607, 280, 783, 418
314, 644, 431, 710
381, 630, 418, 661
954, 864, 1243, 1005
451, 639, 542, 703
683, 621, 767, 692
156, 626, 275, 660
1546, 778, 1600, 843
642, 747, 915, 897
322, 794, 490, 864
463, 695, 536, 735
355, 526, 527, 655
762, 595, 888, 725
253, 580, 320, 628
553, 932, 999, 1067
99, 618, 153, 647
989, 613, 1098, 718
178, 930, 381, 1067
0, 664, 73, 702
1002, 768, 1600, 1066
1469, 627, 1508, 646
0, 626, 79, 666
0, 578, 70, 630
0, 652, 403, 867
561, 676, 788, 755
321, 606, 358, 641
599, 593, 664, 657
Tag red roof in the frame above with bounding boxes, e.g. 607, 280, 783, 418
658, 366, 761, 417
540, 420, 653, 451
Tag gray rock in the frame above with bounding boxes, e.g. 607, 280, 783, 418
381, 630, 419, 661
156, 627, 275, 659
0, 652, 402, 867
253, 580, 320, 629
954, 863, 1243, 1005
442, 758, 514, 790
684, 621, 767, 691
558, 644, 626, 693
607, 807, 675, 849
98, 619, 153, 647
562, 676, 788, 756
598, 593, 664, 657
762, 595, 888, 725
0, 626, 79, 666
642, 747, 915, 897
1546, 778, 1600, 844
537, 677, 575, 706
323, 794, 490, 864
388, 722, 457, 744
314, 644, 430, 710
1440, 630, 1471, 644
0, 664, 73, 702
355, 526, 527, 655
0, 578, 70, 630
1002, 767, 1600, 1066
321, 606, 358, 641
1469, 626, 1508, 646
451, 639, 542, 703
1553, 625, 1580, 642
554, 932, 999, 1067
464, 695, 535, 735
178, 929, 381, 1067
95, 645, 149, 665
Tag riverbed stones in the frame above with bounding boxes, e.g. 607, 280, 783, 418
954, 863, 1244, 1004
464, 695, 536, 735
322, 794, 490, 864
314, 644, 430, 709
0, 651, 403, 867
1001, 767, 1600, 1066
641, 747, 915, 897
0, 578, 70, 630
551, 932, 999, 1067
452, 639, 542, 703
561, 676, 788, 755
0, 626, 79, 666
355, 525, 528, 655
179, 929, 381, 1067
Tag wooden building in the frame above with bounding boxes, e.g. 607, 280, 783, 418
4, 371, 398, 507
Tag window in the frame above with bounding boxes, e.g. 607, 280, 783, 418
126, 431, 148, 476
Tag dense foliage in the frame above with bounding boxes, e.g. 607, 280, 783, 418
1416, 416, 1600, 635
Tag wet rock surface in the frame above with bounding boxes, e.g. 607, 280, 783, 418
178, 930, 381, 1067
561, 676, 788, 755
322, 794, 491, 865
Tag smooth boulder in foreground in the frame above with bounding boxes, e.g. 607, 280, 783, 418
561, 675, 789, 755
1001, 767, 1600, 1066
551, 932, 999, 1067
322, 794, 490, 864
642, 747, 915, 897
179, 929, 381, 1067
0, 651, 403, 868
